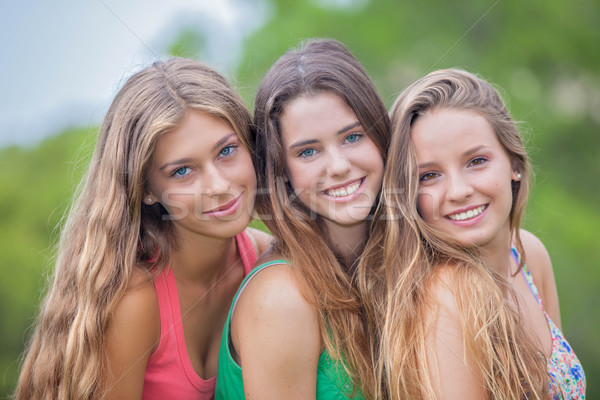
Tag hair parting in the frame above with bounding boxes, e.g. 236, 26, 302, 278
253, 38, 390, 399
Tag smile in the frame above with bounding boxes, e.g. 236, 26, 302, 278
203, 195, 242, 217
324, 178, 363, 198
447, 205, 487, 221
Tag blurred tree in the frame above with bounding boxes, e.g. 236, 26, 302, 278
2, 0, 598, 397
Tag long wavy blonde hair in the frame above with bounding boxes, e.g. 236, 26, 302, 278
15, 58, 253, 400
365, 68, 549, 399
253, 38, 390, 399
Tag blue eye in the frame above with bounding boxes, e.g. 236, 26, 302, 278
219, 144, 238, 158
172, 166, 191, 178
299, 148, 315, 158
345, 133, 362, 143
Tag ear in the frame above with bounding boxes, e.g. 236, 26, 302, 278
511, 160, 521, 182
511, 170, 521, 182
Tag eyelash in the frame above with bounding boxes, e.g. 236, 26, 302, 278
171, 166, 192, 179
169, 144, 239, 179
419, 157, 488, 182
344, 132, 363, 144
419, 172, 439, 182
296, 132, 364, 159
219, 144, 238, 159
469, 157, 487, 167
297, 148, 316, 158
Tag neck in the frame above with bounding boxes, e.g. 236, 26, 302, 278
479, 228, 515, 278
322, 219, 368, 267
169, 232, 238, 285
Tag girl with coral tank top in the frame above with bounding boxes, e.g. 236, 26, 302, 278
15, 58, 271, 400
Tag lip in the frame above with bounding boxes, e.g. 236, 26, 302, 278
321, 177, 365, 203
445, 204, 488, 227
203, 194, 242, 218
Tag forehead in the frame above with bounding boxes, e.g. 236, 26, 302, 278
279, 92, 357, 141
153, 110, 236, 157
410, 108, 503, 155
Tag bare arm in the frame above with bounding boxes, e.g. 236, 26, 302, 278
231, 264, 321, 400
104, 269, 160, 399
520, 229, 562, 329
424, 272, 486, 400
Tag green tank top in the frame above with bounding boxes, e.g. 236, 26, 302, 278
215, 260, 365, 400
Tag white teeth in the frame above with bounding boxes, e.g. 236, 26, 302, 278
326, 180, 361, 198
448, 205, 486, 221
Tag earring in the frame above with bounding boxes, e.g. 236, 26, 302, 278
146, 197, 153, 204
512, 172, 521, 183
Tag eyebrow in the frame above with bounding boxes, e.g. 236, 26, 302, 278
211, 132, 238, 152
159, 158, 195, 171
417, 145, 489, 169
462, 144, 487, 158
159, 132, 238, 171
337, 121, 361, 134
287, 121, 362, 150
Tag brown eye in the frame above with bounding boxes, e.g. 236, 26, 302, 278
469, 157, 487, 166
420, 172, 438, 182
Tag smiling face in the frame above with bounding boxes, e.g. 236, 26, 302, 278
279, 92, 384, 231
412, 108, 519, 251
146, 109, 256, 241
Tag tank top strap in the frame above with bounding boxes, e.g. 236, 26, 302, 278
511, 247, 546, 312
230, 260, 290, 316
235, 230, 259, 275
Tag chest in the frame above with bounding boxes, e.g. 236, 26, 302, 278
511, 273, 553, 358
177, 270, 244, 379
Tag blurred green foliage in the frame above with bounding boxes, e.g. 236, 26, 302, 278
2, 0, 598, 397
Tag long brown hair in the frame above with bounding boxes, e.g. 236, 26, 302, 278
253, 38, 389, 399
371, 68, 548, 398
15, 58, 253, 399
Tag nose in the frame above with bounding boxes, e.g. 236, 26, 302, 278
202, 165, 231, 196
446, 173, 473, 202
326, 148, 351, 177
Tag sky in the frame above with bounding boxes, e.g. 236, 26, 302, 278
0, 0, 267, 148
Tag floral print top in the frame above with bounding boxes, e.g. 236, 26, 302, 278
512, 248, 586, 399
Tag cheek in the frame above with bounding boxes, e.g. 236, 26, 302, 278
370, 155, 384, 185
417, 190, 438, 223
232, 152, 258, 188
285, 161, 314, 193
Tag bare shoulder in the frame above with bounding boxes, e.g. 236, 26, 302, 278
519, 229, 553, 275
244, 226, 273, 257
518, 229, 555, 291
235, 262, 316, 325
104, 266, 160, 398
111, 266, 160, 332
422, 265, 464, 331
427, 264, 461, 308
519, 229, 561, 327
423, 264, 486, 399
232, 262, 321, 398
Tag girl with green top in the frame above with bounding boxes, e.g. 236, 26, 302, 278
215, 39, 390, 399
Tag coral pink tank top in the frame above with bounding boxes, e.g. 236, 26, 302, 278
142, 231, 258, 400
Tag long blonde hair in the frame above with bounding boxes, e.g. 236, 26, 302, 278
15, 58, 253, 400
369, 68, 548, 398
253, 38, 390, 399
